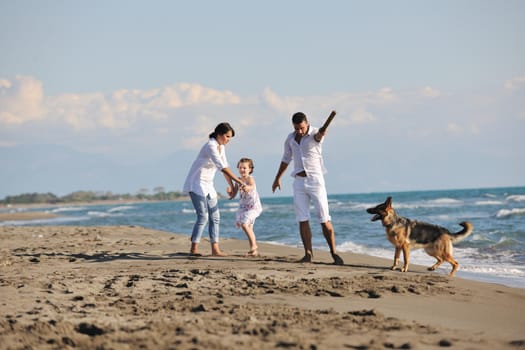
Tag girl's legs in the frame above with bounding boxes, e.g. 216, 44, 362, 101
240, 223, 258, 255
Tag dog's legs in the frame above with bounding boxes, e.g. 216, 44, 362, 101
392, 247, 401, 271
445, 242, 459, 276
428, 256, 444, 271
401, 245, 410, 272
430, 241, 459, 276
446, 256, 459, 277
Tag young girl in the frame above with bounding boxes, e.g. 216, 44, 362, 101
234, 158, 263, 256
182, 122, 245, 257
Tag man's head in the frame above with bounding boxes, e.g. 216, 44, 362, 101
292, 112, 309, 136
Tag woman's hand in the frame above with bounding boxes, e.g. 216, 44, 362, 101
227, 184, 239, 200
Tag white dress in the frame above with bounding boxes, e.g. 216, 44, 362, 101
235, 178, 262, 225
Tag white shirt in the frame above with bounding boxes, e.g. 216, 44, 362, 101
183, 138, 228, 197
281, 125, 327, 177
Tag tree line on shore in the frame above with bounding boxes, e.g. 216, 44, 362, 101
1, 188, 187, 205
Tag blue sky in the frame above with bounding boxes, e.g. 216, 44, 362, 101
1, 1, 524, 198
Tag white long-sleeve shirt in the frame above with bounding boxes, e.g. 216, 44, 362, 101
281, 125, 327, 178
183, 138, 228, 197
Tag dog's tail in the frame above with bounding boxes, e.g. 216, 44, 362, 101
450, 221, 473, 243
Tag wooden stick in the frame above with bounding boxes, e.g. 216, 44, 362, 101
319, 110, 336, 133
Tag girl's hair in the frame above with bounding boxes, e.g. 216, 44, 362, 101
209, 122, 235, 139
237, 157, 255, 174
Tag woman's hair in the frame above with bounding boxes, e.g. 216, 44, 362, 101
209, 122, 235, 139
237, 157, 255, 174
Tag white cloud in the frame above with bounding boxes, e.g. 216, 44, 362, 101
420, 86, 441, 98
0, 79, 11, 89
2, 76, 521, 167
179, 83, 241, 105
46, 92, 103, 130
0, 75, 45, 125
349, 107, 376, 124
261, 87, 304, 113
447, 122, 463, 134
504, 76, 525, 91
181, 114, 219, 149
0, 78, 243, 131
470, 124, 481, 135
376, 87, 396, 102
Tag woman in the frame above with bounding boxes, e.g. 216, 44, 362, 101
182, 122, 245, 256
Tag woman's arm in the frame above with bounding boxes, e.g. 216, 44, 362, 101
221, 167, 245, 199
221, 167, 244, 186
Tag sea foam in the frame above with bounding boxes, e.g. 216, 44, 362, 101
496, 208, 525, 218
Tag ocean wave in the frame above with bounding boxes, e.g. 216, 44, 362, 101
459, 265, 525, 277
389, 198, 463, 210
492, 237, 523, 250
426, 198, 463, 206
475, 200, 504, 206
337, 241, 392, 258
470, 233, 493, 242
0, 215, 88, 226
51, 206, 87, 213
87, 211, 124, 218
387, 202, 420, 209
331, 202, 377, 211
496, 208, 525, 218
0, 208, 28, 214
506, 195, 525, 202
334, 240, 525, 282
108, 206, 135, 213
426, 214, 452, 222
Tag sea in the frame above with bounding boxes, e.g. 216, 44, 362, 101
2, 186, 524, 289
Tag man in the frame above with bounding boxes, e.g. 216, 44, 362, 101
272, 112, 344, 265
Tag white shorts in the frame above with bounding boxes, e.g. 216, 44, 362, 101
293, 176, 331, 223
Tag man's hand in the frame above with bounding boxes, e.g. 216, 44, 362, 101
272, 179, 281, 193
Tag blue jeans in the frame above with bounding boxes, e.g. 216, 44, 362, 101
189, 192, 220, 244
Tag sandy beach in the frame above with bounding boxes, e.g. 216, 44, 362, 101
1, 216, 524, 349
0, 211, 59, 222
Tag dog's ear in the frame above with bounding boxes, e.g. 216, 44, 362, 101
386, 196, 392, 208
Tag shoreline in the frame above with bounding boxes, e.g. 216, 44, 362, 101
1, 225, 525, 349
0, 211, 59, 222
0, 198, 183, 211
1, 211, 523, 290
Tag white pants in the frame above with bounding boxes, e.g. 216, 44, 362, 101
293, 176, 331, 223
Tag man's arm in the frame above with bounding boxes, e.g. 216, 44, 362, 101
272, 162, 289, 193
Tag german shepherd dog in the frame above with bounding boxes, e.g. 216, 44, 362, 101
366, 197, 473, 276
